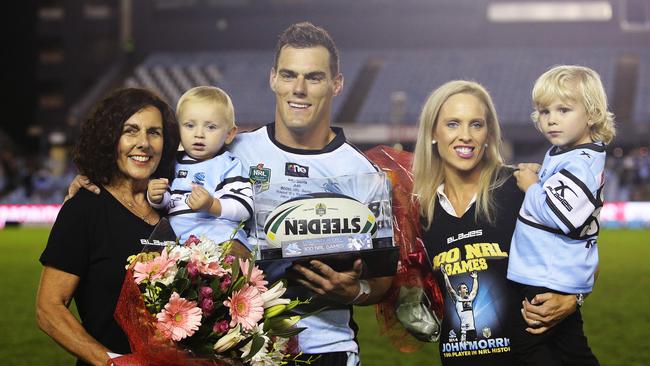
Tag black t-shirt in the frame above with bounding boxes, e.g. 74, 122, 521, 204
40, 189, 154, 366
421, 170, 523, 366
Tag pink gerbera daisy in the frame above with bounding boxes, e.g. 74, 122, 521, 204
224, 284, 264, 330
156, 292, 203, 341
239, 259, 268, 293
133, 250, 176, 284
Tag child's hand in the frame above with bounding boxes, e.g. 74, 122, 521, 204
187, 185, 214, 212
147, 178, 168, 204
517, 163, 541, 175
513, 165, 539, 192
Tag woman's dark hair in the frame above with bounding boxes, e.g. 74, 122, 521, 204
73, 88, 179, 185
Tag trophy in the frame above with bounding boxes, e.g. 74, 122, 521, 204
252, 172, 398, 283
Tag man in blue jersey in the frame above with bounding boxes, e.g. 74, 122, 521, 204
228, 22, 392, 366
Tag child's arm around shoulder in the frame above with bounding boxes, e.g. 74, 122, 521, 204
520, 156, 600, 234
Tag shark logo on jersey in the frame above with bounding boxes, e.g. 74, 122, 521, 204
322, 180, 342, 194
249, 163, 271, 192
192, 172, 206, 186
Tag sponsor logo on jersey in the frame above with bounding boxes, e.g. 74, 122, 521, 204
249, 163, 271, 192
192, 172, 206, 186
447, 229, 483, 244
285, 162, 309, 177
177, 170, 188, 178
546, 184, 574, 211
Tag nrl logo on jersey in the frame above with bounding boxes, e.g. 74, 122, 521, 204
250, 163, 271, 192
177, 170, 188, 178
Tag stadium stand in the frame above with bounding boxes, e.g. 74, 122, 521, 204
122, 49, 368, 123
356, 47, 626, 124
634, 48, 650, 124
121, 47, 650, 126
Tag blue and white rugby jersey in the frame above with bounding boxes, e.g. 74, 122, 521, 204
507, 142, 606, 294
154, 151, 252, 244
229, 123, 380, 355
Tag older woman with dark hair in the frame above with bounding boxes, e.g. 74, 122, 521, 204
36, 88, 179, 366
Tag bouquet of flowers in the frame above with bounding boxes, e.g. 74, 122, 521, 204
112, 236, 308, 366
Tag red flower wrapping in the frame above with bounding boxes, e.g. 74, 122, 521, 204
364, 145, 444, 352
111, 268, 241, 366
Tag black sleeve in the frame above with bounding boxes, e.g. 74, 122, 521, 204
39, 191, 93, 277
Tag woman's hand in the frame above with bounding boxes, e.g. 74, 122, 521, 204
521, 292, 577, 334
36, 266, 112, 365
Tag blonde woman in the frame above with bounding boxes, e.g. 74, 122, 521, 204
412, 80, 578, 366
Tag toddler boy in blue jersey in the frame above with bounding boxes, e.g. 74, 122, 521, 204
147, 86, 253, 244
507, 65, 616, 365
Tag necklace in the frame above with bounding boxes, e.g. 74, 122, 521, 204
108, 187, 158, 225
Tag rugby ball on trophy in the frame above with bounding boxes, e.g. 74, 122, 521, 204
263, 192, 377, 248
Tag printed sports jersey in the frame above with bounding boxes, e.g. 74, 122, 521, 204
228, 123, 379, 355
155, 151, 252, 244
508, 142, 606, 294
422, 169, 522, 366
456, 300, 476, 331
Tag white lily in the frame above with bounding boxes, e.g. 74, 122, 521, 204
260, 282, 290, 309
213, 324, 244, 352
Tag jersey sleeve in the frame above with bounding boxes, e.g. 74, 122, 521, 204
521, 159, 600, 234
39, 193, 92, 276
214, 156, 253, 221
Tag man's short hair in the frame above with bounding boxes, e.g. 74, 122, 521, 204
274, 21, 340, 76
457, 283, 468, 292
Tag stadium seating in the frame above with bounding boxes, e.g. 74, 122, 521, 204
123, 47, 650, 126
634, 48, 650, 124
355, 47, 624, 124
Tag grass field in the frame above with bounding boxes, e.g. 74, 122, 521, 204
1, 228, 648, 365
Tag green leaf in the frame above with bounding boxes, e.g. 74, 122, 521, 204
267, 326, 307, 338
176, 266, 188, 279
243, 335, 266, 362
230, 257, 240, 282
230, 276, 248, 292
173, 278, 190, 293
183, 288, 198, 301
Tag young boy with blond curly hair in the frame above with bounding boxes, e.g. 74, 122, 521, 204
507, 65, 615, 366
